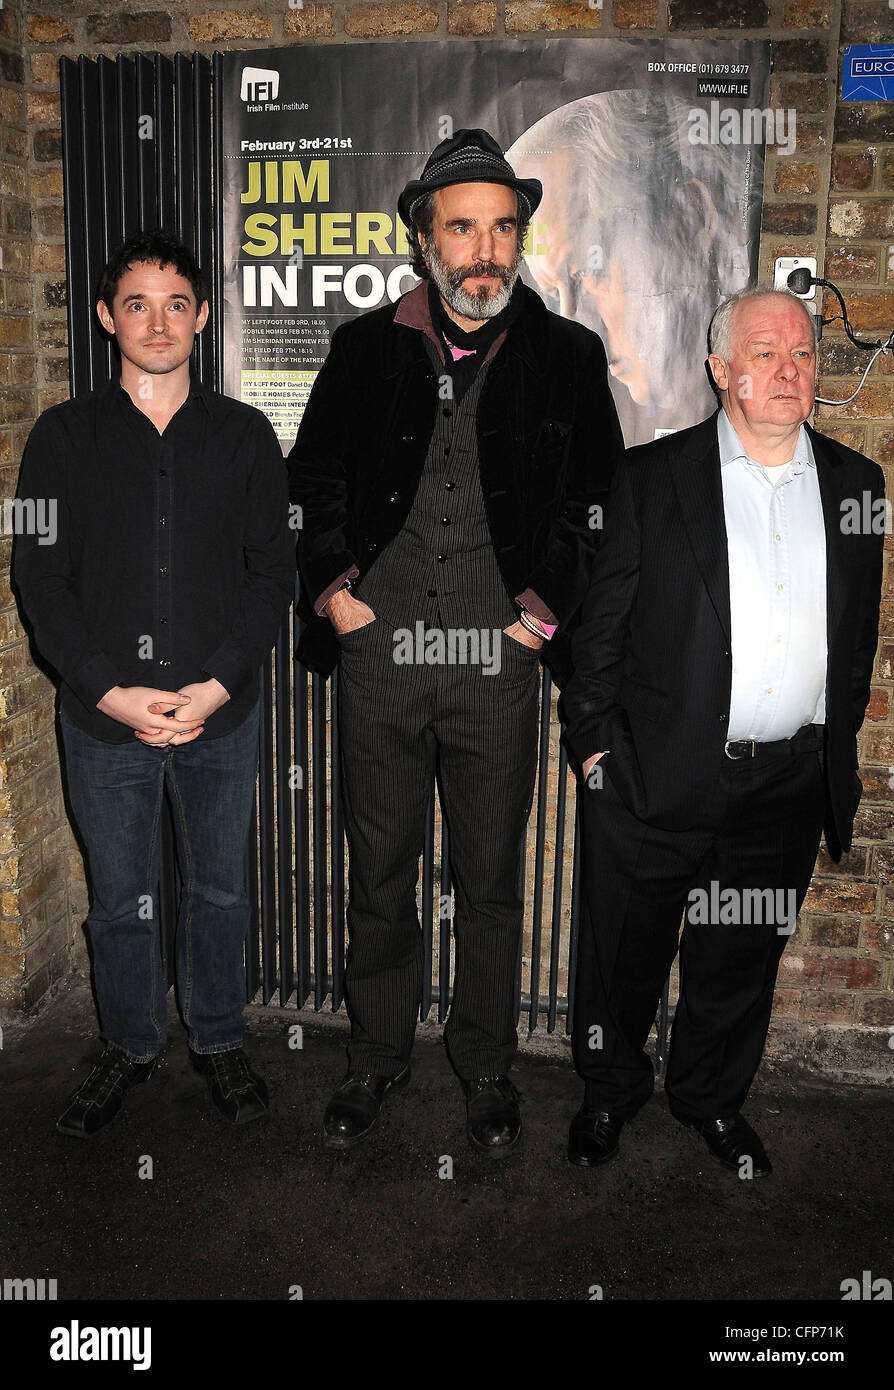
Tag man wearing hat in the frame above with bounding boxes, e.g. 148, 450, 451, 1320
289, 129, 623, 1155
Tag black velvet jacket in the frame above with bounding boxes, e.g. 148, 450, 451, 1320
288, 281, 624, 685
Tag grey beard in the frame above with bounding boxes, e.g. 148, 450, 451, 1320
425, 244, 522, 321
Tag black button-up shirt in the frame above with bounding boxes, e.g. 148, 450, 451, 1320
14, 373, 294, 743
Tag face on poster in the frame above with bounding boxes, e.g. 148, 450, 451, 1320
220, 38, 769, 449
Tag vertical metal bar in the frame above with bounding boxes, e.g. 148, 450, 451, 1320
547, 739, 569, 1033
656, 979, 670, 1075
79, 57, 103, 392
173, 54, 193, 247
419, 783, 435, 1020
274, 622, 295, 1007
566, 792, 583, 1036
293, 601, 311, 1008
135, 55, 158, 230
436, 789, 451, 1023
116, 56, 139, 236
59, 58, 89, 398
311, 672, 329, 1009
258, 656, 277, 1003
154, 54, 175, 233
96, 56, 120, 383
527, 668, 550, 1030
329, 666, 344, 1012
206, 51, 221, 390
246, 798, 260, 998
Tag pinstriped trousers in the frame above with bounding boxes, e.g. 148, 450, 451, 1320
336, 614, 540, 1080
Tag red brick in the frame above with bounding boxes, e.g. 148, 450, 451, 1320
824, 246, 880, 283
819, 955, 883, 989
25, 15, 73, 43
831, 149, 875, 192
778, 952, 824, 986
802, 880, 879, 914
774, 162, 820, 197
772, 988, 802, 1019
784, 0, 829, 24
189, 9, 273, 41
613, 0, 657, 24
802, 990, 856, 1023
283, 4, 335, 35
855, 995, 893, 1026
447, 1, 496, 33
504, 1, 602, 30
668, 0, 768, 26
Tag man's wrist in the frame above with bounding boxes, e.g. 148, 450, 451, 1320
519, 610, 548, 640
323, 580, 352, 615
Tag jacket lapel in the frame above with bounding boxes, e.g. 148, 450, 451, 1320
669, 412, 732, 645
808, 423, 846, 654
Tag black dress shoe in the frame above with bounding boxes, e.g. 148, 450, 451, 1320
463, 1075, 521, 1157
680, 1113, 773, 1177
323, 1065, 410, 1150
567, 1105, 625, 1167
190, 1047, 269, 1125
57, 1044, 158, 1138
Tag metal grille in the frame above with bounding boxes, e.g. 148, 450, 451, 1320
58, 51, 670, 1065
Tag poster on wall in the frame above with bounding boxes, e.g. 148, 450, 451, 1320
218, 38, 770, 450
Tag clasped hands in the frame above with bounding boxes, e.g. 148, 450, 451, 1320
97, 678, 230, 746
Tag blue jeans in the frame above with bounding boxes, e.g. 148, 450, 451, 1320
60, 702, 260, 1062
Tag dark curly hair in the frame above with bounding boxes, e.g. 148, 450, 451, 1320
96, 229, 208, 312
406, 191, 531, 278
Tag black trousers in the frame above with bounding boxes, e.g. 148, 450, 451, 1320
572, 730, 826, 1121
336, 616, 540, 1080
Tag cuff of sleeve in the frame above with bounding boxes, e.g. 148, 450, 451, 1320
71, 653, 122, 711
315, 565, 360, 617
515, 588, 558, 637
562, 724, 604, 768
202, 647, 252, 702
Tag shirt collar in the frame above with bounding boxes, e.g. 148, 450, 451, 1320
110, 367, 212, 416
717, 409, 815, 481
393, 278, 511, 368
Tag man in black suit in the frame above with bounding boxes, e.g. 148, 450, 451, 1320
560, 288, 884, 1175
289, 129, 622, 1155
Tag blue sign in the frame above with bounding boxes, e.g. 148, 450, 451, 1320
841, 45, 894, 102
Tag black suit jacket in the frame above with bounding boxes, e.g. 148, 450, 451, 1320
288, 283, 624, 686
559, 411, 885, 859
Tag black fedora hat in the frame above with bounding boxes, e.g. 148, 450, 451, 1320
397, 127, 542, 229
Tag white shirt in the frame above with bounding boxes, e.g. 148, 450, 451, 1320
718, 411, 827, 742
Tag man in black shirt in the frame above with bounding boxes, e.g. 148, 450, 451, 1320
14, 230, 293, 1136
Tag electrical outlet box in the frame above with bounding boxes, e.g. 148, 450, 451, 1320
774, 256, 817, 299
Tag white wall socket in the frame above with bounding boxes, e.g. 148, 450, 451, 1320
773, 256, 818, 299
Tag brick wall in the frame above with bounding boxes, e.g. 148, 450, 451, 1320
2, 0, 891, 1076
0, 0, 87, 1016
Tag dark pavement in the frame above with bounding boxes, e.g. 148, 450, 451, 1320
1, 978, 891, 1306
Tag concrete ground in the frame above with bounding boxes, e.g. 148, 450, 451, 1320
1, 976, 891, 1312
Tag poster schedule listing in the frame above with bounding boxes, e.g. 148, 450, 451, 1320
241, 137, 355, 150
240, 370, 316, 435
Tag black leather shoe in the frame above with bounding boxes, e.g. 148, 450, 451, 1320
323, 1066, 410, 1150
680, 1112, 773, 1177
567, 1105, 625, 1167
463, 1075, 521, 1157
57, 1044, 158, 1138
190, 1047, 269, 1125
